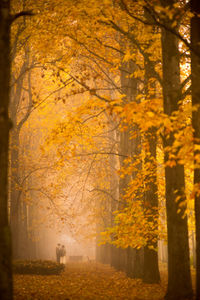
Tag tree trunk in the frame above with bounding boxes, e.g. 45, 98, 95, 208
117, 130, 131, 273
9, 49, 30, 259
161, 2, 193, 298
0, 1, 13, 299
126, 247, 143, 279
143, 129, 160, 283
118, 59, 144, 278
190, 1, 200, 298
109, 125, 119, 268
143, 33, 160, 284
10, 129, 20, 259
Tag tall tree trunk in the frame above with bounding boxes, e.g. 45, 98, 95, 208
9, 63, 25, 260
143, 55, 160, 283
117, 130, 131, 273
190, 1, 200, 298
161, 1, 193, 298
10, 55, 32, 259
109, 126, 119, 268
0, 1, 13, 299
118, 59, 144, 278
143, 128, 160, 283
10, 129, 20, 259
126, 127, 144, 279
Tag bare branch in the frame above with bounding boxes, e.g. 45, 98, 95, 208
181, 74, 191, 90
74, 151, 128, 158
88, 188, 120, 203
10, 10, 34, 24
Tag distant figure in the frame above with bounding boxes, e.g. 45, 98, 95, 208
56, 243, 61, 263
60, 245, 66, 264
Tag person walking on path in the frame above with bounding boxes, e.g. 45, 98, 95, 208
60, 245, 66, 264
56, 243, 61, 263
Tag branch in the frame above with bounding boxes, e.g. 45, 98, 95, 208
56, 66, 112, 104
74, 151, 128, 158
180, 85, 191, 100
81, 154, 97, 202
181, 74, 191, 90
143, 4, 200, 57
67, 34, 131, 75
88, 188, 120, 203
108, 20, 162, 85
119, 0, 200, 57
17, 51, 33, 131
28, 188, 63, 217
31, 77, 74, 111
10, 10, 34, 24
119, 0, 154, 26
82, 109, 106, 124
20, 166, 54, 188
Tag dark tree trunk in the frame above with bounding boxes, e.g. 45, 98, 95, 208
143, 129, 160, 283
143, 31, 160, 284
10, 129, 20, 259
9, 49, 30, 259
117, 130, 131, 273
190, 1, 200, 298
126, 247, 143, 279
0, 1, 13, 299
117, 59, 144, 278
161, 1, 193, 298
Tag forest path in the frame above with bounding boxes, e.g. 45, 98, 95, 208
14, 262, 166, 300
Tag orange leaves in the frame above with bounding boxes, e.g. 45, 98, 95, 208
14, 262, 166, 299
101, 199, 161, 249
120, 97, 163, 135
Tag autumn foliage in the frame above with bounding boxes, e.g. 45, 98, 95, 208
0, 0, 199, 299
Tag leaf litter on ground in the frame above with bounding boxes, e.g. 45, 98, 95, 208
14, 261, 168, 299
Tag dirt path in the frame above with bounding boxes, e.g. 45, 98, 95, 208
14, 262, 166, 300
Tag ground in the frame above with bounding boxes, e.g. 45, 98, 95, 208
14, 262, 168, 299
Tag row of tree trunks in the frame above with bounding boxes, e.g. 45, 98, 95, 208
98, 56, 160, 282
97, 46, 161, 282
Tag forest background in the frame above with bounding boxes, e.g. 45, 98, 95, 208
0, 0, 200, 299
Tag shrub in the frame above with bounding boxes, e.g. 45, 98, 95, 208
13, 260, 65, 275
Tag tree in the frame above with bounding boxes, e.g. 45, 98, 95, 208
9, 47, 33, 259
0, 1, 13, 299
0, 1, 34, 295
143, 46, 160, 284
8, 2, 197, 297
160, 0, 193, 298
190, 1, 200, 298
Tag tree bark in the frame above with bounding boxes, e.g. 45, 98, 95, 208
10, 129, 20, 259
142, 29, 160, 283
0, 1, 13, 299
118, 59, 144, 278
143, 129, 160, 283
9, 49, 31, 259
190, 1, 200, 298
161, 1, 193, 298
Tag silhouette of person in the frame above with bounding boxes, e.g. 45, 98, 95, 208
56, 243, 61, 263
60, 245, 66, 264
